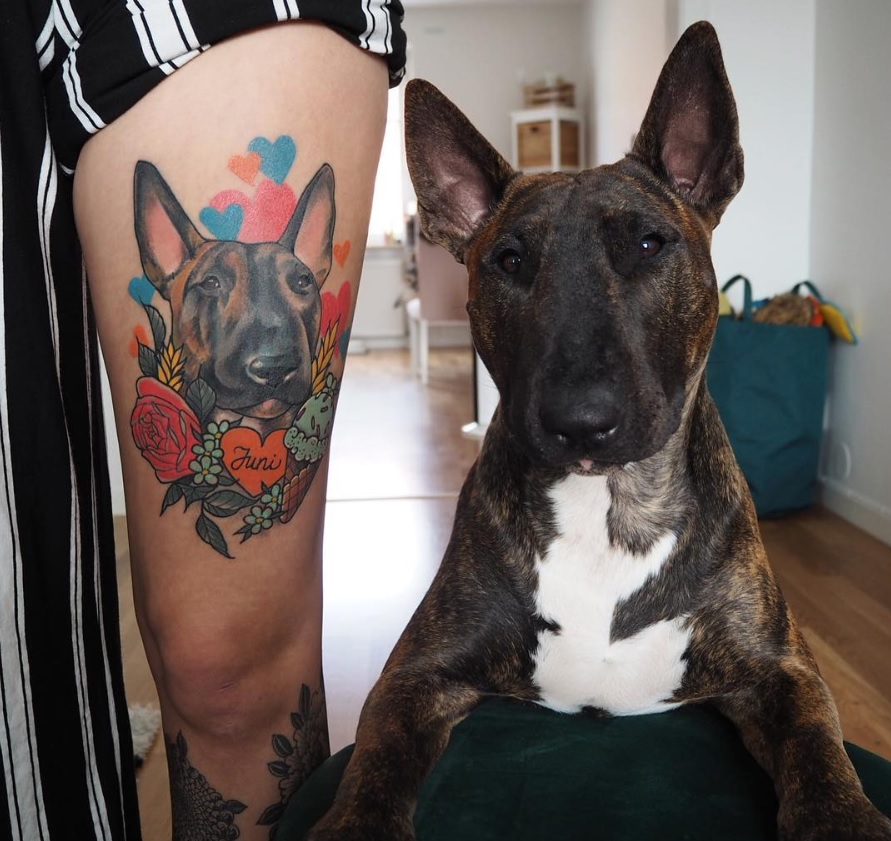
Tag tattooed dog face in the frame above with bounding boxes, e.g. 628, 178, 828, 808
133, 162, 336, 421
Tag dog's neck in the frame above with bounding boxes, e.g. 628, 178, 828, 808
605, 369, 726, 552
476, 373, 722, 560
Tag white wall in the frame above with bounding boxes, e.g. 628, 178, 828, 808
809, 0, 891, 544
582, 0, 673, 167
671, 0, 816, 299
404, 2, 588, 163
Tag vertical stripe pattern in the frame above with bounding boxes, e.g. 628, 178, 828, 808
273, 0, 300, 22
1, 1, 404, 838
0, 116, 51, 841
125, 0, 205, 76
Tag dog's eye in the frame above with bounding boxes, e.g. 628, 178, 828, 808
639, 236, 663, 258
199, 274, 222, 292
289, 272, 314, 293
499, 250, 523, 275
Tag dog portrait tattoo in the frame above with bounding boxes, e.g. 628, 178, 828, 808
128, 137, 352, 557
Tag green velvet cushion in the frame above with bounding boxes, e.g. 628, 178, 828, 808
279, 699, 891, 840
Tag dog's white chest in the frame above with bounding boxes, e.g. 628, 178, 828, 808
531, 475, 690, 715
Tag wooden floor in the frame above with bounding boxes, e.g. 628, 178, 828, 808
118, 347, 891, 841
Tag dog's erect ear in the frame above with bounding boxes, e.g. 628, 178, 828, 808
280, 164, 336, 287
405, 79, 516, 261
134, 161, 207, 298
630, 21, 744, 224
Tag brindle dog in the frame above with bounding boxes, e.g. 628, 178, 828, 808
309, 22, 891, 841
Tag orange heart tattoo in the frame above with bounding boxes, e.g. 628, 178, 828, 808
333, 240, 351, 268
228, 152, 262, 184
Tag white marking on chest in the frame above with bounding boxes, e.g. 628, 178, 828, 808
532, 474, 690, 716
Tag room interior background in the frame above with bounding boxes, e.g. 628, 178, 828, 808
99, 0, 891, 549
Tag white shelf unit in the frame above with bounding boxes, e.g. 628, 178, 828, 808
510, 106, 585, 174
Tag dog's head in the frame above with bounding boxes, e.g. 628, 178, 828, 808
405, 21, 743, 473
134, 162, 336, 421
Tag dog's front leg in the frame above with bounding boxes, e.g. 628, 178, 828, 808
307, 669, 480, 841
717, 659, 891, 841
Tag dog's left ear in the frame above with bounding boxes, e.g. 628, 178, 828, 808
631, 21, 744, 225
134, 161, 207, 298
280, 164, 336, 286
405, 79, 516, 261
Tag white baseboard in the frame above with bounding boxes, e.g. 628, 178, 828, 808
819, 477, 891, 547
427, 324, 471, 348
350, 335, 409, 351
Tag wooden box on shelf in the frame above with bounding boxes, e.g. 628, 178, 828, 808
523, 80, 575, 108
511, 107, 584, 173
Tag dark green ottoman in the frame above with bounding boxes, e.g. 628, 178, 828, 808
279, 699, 891, 840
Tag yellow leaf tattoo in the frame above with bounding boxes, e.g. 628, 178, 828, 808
157, 343, 186, 392
311, 319, 339, 395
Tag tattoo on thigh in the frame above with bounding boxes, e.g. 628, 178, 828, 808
126, 136, 353, 557
258, 683, 330, 833
166, 731, 247, 841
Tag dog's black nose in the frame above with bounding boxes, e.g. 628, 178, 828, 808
247, 356, 297, 387
539, 389, 621, 451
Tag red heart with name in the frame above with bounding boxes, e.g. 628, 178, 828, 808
221, 427, 287, 497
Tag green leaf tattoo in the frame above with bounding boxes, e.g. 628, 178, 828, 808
137, 341, 158, 378
161, 483, 184, 513
186, 378, 217, 424
144, 303, 167, 351
257, 683, 329, 836
196, 513, 232, 559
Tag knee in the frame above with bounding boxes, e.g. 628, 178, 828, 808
141, 605, 319, 739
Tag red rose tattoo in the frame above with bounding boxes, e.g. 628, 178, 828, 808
131, 378, 201, 482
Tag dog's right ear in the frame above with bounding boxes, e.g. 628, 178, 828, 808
405, 80, 516, 261
134, 161, 206, 299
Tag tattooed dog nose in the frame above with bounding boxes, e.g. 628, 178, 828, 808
247, 355, 297, 387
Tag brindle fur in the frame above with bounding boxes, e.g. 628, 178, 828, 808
308, 22, 891, 841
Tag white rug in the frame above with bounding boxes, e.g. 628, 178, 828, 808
128, 704, 162, 768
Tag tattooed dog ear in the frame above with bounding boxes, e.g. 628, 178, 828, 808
280, 163, 336, 287
134, 161, 207, 298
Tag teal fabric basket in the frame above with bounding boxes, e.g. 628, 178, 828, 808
278, 699, 891, 840
706, 275, 830, 517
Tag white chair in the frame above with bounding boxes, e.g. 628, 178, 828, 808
407, 235, 469, 385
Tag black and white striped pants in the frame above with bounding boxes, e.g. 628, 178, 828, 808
0, 3, 405, 839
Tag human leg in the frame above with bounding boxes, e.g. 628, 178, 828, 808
74, 22, 388, 838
